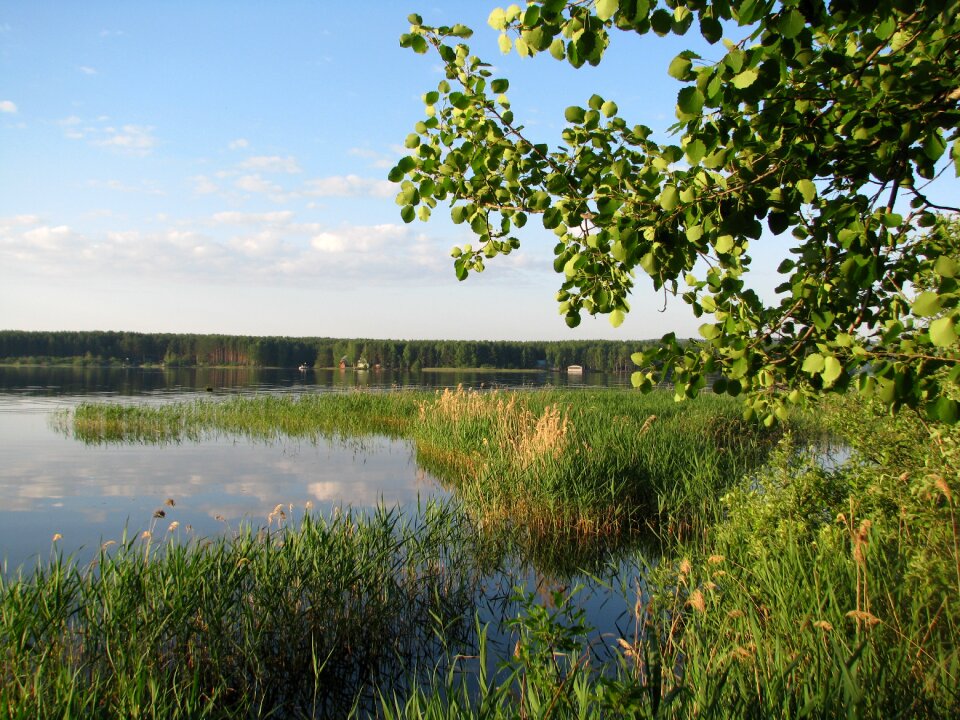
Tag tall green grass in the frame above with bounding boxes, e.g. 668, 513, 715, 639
0, 501, 478, 718
62, 388, 788, 549
378, 399, 960, 718
23, 390, 960, 716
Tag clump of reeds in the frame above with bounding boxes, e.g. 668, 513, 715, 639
0, 500, 479, 718
62, 388, 788, 551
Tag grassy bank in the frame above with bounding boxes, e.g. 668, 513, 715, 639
22, 389, 960, 716
384, 397, 960, 718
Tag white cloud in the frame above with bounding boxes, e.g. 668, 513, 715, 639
0, 100, 17, 114
229, 138, 249, 150
0, 214, 42, 230
239, 155, 301, 174
96, 124, 157, 155
78, 66, 97, 75
303, 174, 395, 198
0, 211, 461, 286
233, 174, 294, 202
59, 116, 157, 155
86, 179, 165, 195
309, 223, 407, 254
191, 175, 219, 195
348, 147, 394, 169
211, 211, 294, 225
235, 174, 281, 194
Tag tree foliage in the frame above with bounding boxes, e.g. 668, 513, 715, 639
393, 0, 960, 423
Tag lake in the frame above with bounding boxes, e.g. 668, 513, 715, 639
0, 365, 643, 679
0, 365, 629, 571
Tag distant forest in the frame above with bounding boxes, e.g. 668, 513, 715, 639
0, 330, 663, 373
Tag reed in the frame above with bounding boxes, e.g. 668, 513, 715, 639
0, 500, 479, 718
63, 388, 786, 546
378, 400, 960, 718
22, 391, 960, 716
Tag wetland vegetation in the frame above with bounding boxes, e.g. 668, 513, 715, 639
4, 388, 957, 717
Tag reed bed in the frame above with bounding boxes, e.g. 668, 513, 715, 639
63, 388, 786, 547
26, 390, 960, 716
413, 387, 784, 544
380, 399, 960, 718
0, 500, 479, 718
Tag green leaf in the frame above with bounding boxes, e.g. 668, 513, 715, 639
410, 35, 428, 54
610, 308, 625, 327
923, 132, 946, 162
491, 78, 509, 93
778, 9, 805, 39
685, 139, 706, 165
699, 322, 721, 340
912, 291, 942, 317
677, 87, 704, 116
600, 100, 618, 117
935, 256, 958, 278
714, 235, 734, 254
802, 353, 825, 374
488, 8, 508, 30
929, 397, 959, 423
668, 54, 692, 80
875, 15, 896, 41
401, 205, 415, 223
821, 355, 842, 386
699, 16, 722, 43
930, 316, 958, 347
796, 179, 817, 203
659, 185, 679, 212
498, 33, 512, 54
732, 68, 758, 89
565, 106, 586, 123
549, 38, 566, 60
595, 0, 619, 22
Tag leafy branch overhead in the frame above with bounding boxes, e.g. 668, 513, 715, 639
393, 0, 960, 423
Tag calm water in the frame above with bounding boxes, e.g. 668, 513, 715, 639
0, 365, 630, 566
0, 365, 642, 676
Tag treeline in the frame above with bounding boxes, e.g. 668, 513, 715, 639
0, 330, 659, 373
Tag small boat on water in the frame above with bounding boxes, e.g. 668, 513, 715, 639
567, 364, 584, 374
298, 363, 309, 372
355, 357, 370, 371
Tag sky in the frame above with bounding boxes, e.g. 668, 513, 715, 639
5, 2, 941, 343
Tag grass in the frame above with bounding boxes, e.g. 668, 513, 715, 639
378, 397, 960, 718
27, 388, 960, 717
0, 500, 478, 718
60, 388, 788, 552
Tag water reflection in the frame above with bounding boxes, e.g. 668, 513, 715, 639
0, 409, 443, 571
0, 364, 649, 688
0, 364, 628, 404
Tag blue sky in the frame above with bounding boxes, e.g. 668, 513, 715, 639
0, 1, 906, 342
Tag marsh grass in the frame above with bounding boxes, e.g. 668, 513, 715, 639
62, 388, 786, 548
0, 500, 478, 718
22, 390, 960, 716
413, 387, 785, 544
378, 401, 960, 719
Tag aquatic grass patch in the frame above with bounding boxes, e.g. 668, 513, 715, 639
413, 387, 786, 544
0, 500, 479, 718
377, 407, 960, 718
62, 391, 422, 445
601, 404, 960, 717
62, 388, 788, 547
